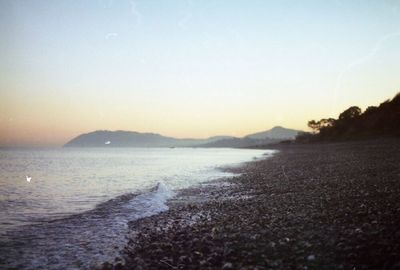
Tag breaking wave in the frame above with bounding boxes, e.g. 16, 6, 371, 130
0, 182, 175, 270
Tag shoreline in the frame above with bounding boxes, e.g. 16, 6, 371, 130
0, 148, 267, 270
115, 138, 400, 270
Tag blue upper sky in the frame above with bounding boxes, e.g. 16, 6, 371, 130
1, 0, 400, 145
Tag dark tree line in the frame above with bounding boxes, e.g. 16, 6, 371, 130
296, 92, 400, 142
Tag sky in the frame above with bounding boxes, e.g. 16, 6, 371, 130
1, 0, 400, 146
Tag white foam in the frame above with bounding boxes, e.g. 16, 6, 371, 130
0, 148, 275, 269
125, 182, 175, 218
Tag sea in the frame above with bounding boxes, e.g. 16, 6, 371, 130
0, 147, 274, 269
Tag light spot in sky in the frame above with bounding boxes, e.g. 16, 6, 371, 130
105, 141, 111, 145
105, 32, 118, 39
130, 0, 142, 25
1, 1, 399, 146
332, 31, 400, 114
26, 176, 31, 182
178, 11, 192, 30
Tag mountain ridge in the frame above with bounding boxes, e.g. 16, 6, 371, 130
64, 126, 302, 148
246, 126, 301, 140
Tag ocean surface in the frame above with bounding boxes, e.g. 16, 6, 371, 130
0, 147, 274, 269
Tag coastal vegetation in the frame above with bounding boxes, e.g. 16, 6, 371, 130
297, 92, 400, 142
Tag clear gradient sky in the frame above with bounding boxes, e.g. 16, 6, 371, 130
1, 0, 400, 146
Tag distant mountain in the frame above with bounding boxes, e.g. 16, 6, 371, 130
206, 135, 236, 141
197, 126, 301, 148
245, 126, 301, 140
196, 137, 279, 148
64, 126, 300, 148
64, 130, 235, 147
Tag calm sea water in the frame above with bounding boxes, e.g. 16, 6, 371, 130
0, 147, 273, 269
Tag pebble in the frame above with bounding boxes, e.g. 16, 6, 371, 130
121, 140, 400, 270
222, 262, 233, 269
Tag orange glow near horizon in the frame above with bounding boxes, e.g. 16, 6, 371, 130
1, 1, 400, 146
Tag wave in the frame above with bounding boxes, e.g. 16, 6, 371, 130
0, 182, 175, 270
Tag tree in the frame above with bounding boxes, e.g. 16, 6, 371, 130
308, 120, 319, 133
338, 106, 362, 121
364, 106, 378, 114
308, 118, 336, 133
319, 118, 336, 128
299, 92, 400, 142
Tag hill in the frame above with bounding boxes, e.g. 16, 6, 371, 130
64, 131, 235, 147
246, 126, 301, 140
64, 126, 301, 148
195, 137, 279, 148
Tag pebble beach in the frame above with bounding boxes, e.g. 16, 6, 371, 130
114, 139, 400, 270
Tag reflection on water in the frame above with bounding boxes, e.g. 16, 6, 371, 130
0, 147, 274, 269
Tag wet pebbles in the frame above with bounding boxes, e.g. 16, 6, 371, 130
114, 139, 400, 270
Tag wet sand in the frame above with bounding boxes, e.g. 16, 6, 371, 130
115, 139, 400, 270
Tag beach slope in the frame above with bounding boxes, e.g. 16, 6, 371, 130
120, 139, 400, 270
